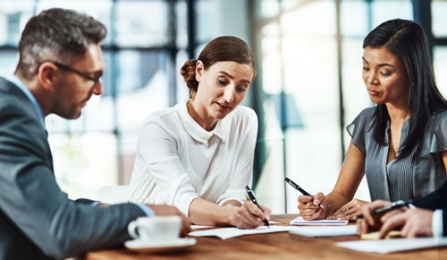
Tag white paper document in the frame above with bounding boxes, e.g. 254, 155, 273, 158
191, 224, 214, 230
289, 225, 357, 237
290, 216, 348, 226
336, 237, 447, 254
189, 226, 291, 240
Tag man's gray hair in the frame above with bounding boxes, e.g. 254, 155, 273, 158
16, 8, 107, 79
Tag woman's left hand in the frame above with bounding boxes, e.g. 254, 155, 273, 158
328, 198, 369, 220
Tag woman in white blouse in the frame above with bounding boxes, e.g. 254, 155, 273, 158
128, 36, 271, 228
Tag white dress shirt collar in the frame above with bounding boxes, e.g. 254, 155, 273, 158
177, 100, 228, 143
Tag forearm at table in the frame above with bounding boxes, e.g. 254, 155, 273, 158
324, 192, 353, 216
189, 197, 239, 226
326, 142, 365, 215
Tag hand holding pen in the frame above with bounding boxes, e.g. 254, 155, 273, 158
371, 200, 409, 215
285, 177, 324, 209
285, 177, 328, 220
245, 185, 270, 228
356, 199, 410, 235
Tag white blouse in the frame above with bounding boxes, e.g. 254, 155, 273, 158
128, 100, 258, 216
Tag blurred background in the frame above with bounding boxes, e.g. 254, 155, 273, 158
1, 0, 446, 214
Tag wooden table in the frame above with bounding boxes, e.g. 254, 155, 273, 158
86, 214, 447, 260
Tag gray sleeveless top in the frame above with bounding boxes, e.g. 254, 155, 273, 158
347, 108, 447, 202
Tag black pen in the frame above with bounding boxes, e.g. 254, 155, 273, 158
372, 200, 410, 215
284, 177, 325, 208
245, 185, 270, 228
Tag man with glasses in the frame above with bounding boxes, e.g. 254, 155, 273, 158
0, 8, 190, 259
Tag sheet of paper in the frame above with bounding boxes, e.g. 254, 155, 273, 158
189, 226, 292, 240
290, 216, 348, 226
191, 221, 279, 230
289, 225, 357, 237
336, 237, 447, 254
191, 224, 214, 230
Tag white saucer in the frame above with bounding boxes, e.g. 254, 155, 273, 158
124, 238, 196, 253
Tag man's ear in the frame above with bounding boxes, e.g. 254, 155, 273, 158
195, 60, 204, 82
37, 62, 58, 91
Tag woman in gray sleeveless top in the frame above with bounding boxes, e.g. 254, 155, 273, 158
298, 19, 447, 221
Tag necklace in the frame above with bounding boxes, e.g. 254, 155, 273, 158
388, 128, 400, 158
387, 110, 409, 159
392, 142, 399, 157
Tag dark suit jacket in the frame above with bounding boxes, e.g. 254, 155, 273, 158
412, 180, 447, 236
0, 77, 146, 259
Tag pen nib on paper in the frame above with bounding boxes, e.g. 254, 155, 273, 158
245, 185, 270, 229
262, 218, 270, 229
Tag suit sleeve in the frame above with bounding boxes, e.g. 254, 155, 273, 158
0, 92, 146, 258
412, 180, 447, 210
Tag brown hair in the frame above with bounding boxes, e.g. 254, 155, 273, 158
16, 8, 106, 80
180, 36, 256, 96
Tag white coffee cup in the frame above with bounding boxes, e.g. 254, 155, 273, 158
128, 216, 182, 243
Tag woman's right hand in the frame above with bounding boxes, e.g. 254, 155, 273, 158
297, 192, 327, 220
229, 200, 271, 229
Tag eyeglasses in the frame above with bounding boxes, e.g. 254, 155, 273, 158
52, 61, 102, 84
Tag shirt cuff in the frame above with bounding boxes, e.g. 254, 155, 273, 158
137, 204, 155, 217
91, 201, 101, 207
432, 209, 443, 237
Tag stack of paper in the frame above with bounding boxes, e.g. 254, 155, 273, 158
289, 226, 357, 237
336, 237, 447, 254
290, 216, 348, 226
189, 226, 291, 240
